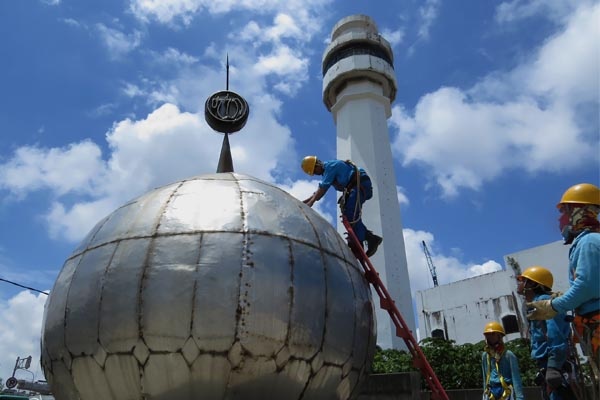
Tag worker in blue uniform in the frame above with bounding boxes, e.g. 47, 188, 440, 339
527, 183, 600, 374
301, 156, 382, 257
481, 321, 524, 400
518, 266, 574, 400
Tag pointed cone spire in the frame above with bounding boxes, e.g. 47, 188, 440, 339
216, 133, 234, 173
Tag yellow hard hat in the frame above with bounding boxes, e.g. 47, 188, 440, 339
301, 156, 317, 176
519, 266, 553, 289
557, 183, 600, 208
483, 321, 505, 336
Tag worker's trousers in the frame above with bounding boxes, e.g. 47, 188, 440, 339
342, 180, 373, 243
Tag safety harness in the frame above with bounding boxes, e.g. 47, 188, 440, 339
338, 160, 365, 224
484, 350, 513, 400
571, 311, 600, 392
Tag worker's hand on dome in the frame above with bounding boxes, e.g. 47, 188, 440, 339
526, 299, 557, 320
303, 197, 315, 207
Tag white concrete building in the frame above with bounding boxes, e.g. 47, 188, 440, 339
416, 240, 570, 344
322, 15, 415, 350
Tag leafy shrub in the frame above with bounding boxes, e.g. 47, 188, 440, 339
371, 337, 539, 389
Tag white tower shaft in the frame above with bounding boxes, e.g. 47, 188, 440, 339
322, 15, 415, 349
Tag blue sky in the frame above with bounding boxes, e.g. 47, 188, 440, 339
0, 0, 598, 383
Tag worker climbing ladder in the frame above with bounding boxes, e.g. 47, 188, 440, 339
341, 215, 449, 400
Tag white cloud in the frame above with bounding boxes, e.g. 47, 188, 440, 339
254, 45, 309, 95
265, 13, 303, 42
150, 47, 199, 66
46, 199, 117, 242
0, 95, 295, 242
0, 291, 48, 384
96, 24, 143, 58
397, 185, 409, 206
0, 141, 105, 198
403, 228, 502, 295
417, 0, 441, 40
495, 0, 582, 24
130, 0, 333, 32
392, 2, 599, 197
3, 0, 326, 244
523, 3, 599, 104
381, 28, 405, 48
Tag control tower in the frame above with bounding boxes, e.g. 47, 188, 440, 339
322, 15, 415, 349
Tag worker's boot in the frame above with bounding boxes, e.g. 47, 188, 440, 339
365, 231, 383, 257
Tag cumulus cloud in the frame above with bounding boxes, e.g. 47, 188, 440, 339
96, 24, 143, 58
0, 141, 105, 198
392, 1, 599, 197
0, 95, 295, 242
254, 45, 309, 95
403, 228, 502, 295
0, 291, 48, 384
2, 0, 320, 245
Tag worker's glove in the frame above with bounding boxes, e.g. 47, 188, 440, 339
545, 367, 563, 389
550, 291, 563, 299
526, 299, 557, 320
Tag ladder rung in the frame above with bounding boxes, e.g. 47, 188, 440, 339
380, 298, 393, 310
395, 326, 410, 338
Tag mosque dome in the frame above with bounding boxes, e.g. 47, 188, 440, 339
41, 172, 376, 400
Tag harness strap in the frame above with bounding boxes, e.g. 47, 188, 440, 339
342, 160, 363, 225
485, 352, 513, 400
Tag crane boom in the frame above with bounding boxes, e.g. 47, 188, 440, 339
421, 241, 439, 287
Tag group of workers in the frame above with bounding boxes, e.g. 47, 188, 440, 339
299, 157, 599, 400
481, 183, 599, 400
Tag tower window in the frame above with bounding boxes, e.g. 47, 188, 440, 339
322, 43, 394, 76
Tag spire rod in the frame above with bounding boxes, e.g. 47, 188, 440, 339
226, 53, 229, 91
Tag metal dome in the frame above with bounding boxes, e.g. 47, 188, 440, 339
41, 173, 376, 400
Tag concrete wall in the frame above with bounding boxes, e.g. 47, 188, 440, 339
503, 240, 571, 293
416, 241, 571, 345
416, 270, 525, 344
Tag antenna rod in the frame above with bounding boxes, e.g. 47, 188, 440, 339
226, 53, 229, 91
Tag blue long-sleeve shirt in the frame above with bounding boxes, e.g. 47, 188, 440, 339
529, 293, 570, 370
318, 160, 366, 192
482, 349, 524, 400
552, 230, 600, 316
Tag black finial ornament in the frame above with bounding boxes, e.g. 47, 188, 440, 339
205, 55, 250, 173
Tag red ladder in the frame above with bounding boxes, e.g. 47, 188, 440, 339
341, 216, 449, 400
